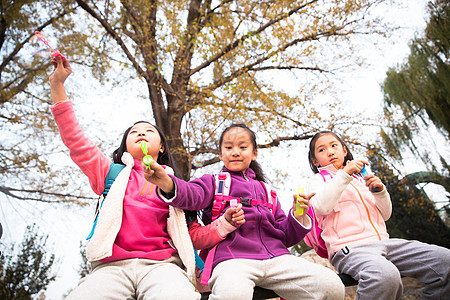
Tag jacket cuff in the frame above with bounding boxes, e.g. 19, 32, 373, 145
289, 208, 312, 230
157, 177, 177, 203
216, 215, 238, 238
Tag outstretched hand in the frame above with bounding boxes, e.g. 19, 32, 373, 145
292, 191, 315, 226
142, 160, 175, 193
49, 56, 71, 104
49, 56, 71, 85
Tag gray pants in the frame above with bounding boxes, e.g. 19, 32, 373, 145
66, 257, 200, 300
208, 254, 345, 300
331, 238, 450, 300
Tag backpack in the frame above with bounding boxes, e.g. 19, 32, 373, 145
197, 172, 279, 288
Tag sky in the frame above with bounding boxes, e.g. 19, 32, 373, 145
1, 1, 444, 299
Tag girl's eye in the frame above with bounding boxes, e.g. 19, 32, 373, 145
129, 130, 137, 134
318, 148, 324, 152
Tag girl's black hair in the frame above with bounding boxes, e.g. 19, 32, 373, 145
308, 130, 354, 174
112, 121, 180, 178
219, 123, 267, 183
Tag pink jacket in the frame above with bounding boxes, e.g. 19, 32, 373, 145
308, 164, 392, 259
52, 100, 177, 262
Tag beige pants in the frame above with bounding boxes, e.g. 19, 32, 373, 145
208, 254, 344, 300
66, 256, 200, 300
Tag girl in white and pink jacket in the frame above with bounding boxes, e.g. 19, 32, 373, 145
307, 130, 450, 300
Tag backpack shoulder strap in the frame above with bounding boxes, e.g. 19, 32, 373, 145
87, 163, 125, 240
211, 172, 231, 221
318, 169, 333, 183
103, 163, 126, 197
260, 182, 277, 215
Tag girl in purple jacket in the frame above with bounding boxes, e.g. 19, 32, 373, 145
144, 124, 345, 300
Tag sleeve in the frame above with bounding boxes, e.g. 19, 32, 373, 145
308, 170, 353, 216
373, 189, 392, 221
188, 216, 237, 250
271, 193, 312, 247
51, 100, 111, 195
156, 174, 216, 211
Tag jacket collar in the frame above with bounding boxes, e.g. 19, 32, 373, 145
317, 163, 340, 175
221, 166, 256, 180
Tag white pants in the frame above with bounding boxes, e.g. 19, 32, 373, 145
208, 254, 344, 300
66, 257, 200, 300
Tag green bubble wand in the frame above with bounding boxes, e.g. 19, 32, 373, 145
296, 187, 305, 216
140, 141, 153, 169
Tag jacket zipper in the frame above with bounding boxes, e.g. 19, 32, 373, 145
350, 182, 381, 240
250, 175, 274, 258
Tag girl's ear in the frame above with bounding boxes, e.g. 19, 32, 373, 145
312, 158, 320, 167
218, 152, 223, 161
159, 143, 164, 153
252, 148, 258, 161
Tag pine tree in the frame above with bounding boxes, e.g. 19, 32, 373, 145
0, 224, 56, 299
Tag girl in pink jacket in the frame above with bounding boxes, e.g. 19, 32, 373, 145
307, 130, 450, 300
49, 56, 240, 300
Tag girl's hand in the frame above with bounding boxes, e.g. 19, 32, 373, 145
292, 192, 315, 225
49, 56, 72, 85
224, 203, 245, 227
342, 159, 368, 176
142, 160, 174, 193
364, 174, 384, 192
49, 56, 71, 104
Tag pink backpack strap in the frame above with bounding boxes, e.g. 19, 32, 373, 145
260, 182, 277, 215
200, 244, 218, 285
212, 173, 232, 221
304, 206, 328, 258
304, 170, 331, 258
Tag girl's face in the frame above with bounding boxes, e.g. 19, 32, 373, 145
219, 127, 258, 173
126, 122, 164, 161
312, 133, 347, 169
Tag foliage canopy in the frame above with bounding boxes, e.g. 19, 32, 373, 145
2, 0, 396, 204
381, 0, 449, 170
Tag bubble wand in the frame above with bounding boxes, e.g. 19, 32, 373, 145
140, 142, 153, 169
34, 31, 66, 59
360, 164, 379, 192
296, 187, 305, 216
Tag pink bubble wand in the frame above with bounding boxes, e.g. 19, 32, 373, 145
34, 31, 66, 59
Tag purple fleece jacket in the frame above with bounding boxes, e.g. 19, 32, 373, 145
157, 167, 312, 269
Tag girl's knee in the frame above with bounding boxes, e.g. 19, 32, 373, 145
320, 271, 345, 299
162, 289, 200, 300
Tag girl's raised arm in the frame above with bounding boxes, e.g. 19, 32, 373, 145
49, 56, 72, 104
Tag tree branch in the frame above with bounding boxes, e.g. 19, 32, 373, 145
0, 186, 94, 204
190, 0, 318, 76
